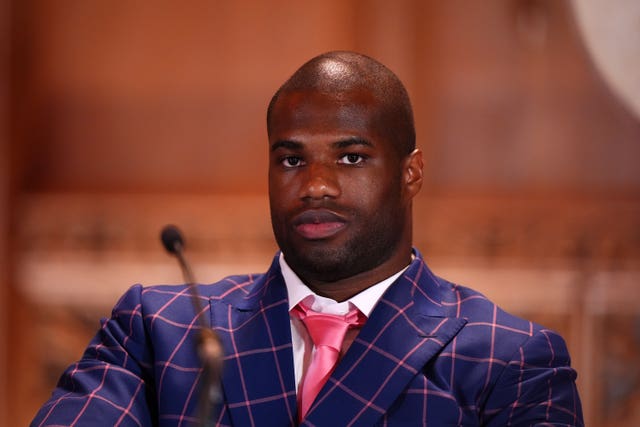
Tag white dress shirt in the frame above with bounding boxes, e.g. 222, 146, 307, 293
279, 253, 410, 392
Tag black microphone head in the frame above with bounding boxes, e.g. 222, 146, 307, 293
161, 224, 184, 255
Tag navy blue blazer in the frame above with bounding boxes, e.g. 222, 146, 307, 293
32, 250, 583, 426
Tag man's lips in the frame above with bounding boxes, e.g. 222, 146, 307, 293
292, 210, 347, 240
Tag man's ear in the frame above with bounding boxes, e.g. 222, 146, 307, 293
403, 148, 423, 198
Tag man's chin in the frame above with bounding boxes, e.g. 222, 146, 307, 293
284, 247, 363, 282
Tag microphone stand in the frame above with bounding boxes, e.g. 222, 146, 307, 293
161, 225, 223, 427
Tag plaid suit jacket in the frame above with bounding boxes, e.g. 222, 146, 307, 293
32, 250, 583, 426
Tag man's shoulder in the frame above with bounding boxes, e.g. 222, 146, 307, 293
429, 275, 558, 356
134, 254, 282, 306
428, 274, 538, 330
447, 282, 544, 336
138, 271, 271, 305
108, 259, 281, 320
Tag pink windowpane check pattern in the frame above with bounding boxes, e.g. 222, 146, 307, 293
31, 250, 583, 426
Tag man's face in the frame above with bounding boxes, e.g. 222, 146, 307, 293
268, 88, 413, 284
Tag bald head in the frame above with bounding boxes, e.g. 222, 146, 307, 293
267, 51, 416, 157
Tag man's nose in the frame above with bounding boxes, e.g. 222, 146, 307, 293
299, 164, 340, 200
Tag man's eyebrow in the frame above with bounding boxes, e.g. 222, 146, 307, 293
333, 137, 374, 149
271, 140, 303, 152
270, 137, 373, 152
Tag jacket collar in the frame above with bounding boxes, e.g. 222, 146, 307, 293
302, 250, 467, 425
214, 250, 466, 426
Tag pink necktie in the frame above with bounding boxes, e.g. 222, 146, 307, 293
292, 302, 365, 419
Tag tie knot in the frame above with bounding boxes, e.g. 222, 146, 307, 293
293, 302, 365, 351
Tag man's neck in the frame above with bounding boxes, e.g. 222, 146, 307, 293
301, 249, 413, 302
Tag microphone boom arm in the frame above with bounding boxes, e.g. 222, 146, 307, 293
162, 225, 223, 427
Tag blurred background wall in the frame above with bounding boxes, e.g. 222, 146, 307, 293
2, 1, 640, 425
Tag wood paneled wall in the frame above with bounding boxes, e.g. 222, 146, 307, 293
4, 1, 640, 425
13, 0, 640, 195
1, 0, 11, 424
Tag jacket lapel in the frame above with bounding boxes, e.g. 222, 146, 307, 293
303, 254, 466, 426
210, 257, 298, 427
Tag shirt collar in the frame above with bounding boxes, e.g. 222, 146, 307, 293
280, 252, 409, 317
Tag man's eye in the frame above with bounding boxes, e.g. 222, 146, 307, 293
282, 156, 304, 168
339, 153, 365, 165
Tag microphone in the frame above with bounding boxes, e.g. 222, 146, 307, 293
160, 225, 223, 427
161, 224, 185, 255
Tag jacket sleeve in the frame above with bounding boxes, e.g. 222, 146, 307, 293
482, 328, 584, 426
31, 284, 157, 427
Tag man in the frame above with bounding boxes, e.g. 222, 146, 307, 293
32, 51, 583, 426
